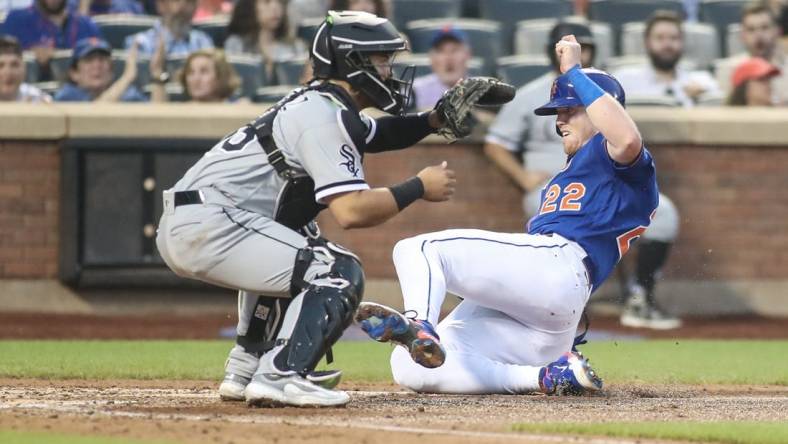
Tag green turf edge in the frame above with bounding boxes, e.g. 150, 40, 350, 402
511, 421, 788, 444
0, 429, 175, 444
0, 340, 785, 386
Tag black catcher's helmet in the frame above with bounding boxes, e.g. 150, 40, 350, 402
311, 10, 413, 114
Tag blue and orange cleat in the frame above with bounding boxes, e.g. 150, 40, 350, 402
539, 351, 603, 395
355, 302, 446, 368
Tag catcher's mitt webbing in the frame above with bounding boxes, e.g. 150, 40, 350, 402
434, 77, 515, 140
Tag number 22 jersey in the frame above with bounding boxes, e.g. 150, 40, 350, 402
528, 132, 659, 291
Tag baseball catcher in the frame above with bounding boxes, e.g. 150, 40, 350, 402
156, 10, 512, 408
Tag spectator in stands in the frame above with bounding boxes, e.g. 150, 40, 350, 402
330, 0, 388, 17
70, 0, 145, 15
125, 0, 213, 57
225, 0, 306, 78
0, 35, 51, 102
192, 0, 231, 20
612, 10, 721, 107
738, 3, 787, 104
727, 57, 781, 105
485, 21, 682, 330
411, 26, 470, 111
55, 37, 148, 101
151, 48, 241, 101
3, 0, 101, 81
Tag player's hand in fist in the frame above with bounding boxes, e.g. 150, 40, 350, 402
418, 161, 456, 202
556, 35, 582, 74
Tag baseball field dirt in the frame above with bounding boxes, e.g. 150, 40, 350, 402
2, 378, 787, 444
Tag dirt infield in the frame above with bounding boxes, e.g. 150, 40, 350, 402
1, 378, 786, 444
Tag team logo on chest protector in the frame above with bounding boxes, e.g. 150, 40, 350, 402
339, 144, 359, 177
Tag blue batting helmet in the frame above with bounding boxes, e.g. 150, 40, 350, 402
534, 68, 625, 116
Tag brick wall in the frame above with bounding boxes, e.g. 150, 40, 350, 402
1, 140, 787, 282
650, 144, 788, 280
0, 142, 60, 278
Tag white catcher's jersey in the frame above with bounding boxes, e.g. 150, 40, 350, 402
170, 88, 377, 218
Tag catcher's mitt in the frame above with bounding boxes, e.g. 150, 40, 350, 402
434, 77, 515, 140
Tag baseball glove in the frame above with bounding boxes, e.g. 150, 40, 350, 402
434, 77, 516, 140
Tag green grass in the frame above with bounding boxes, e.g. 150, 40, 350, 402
512, 421, 788, 444
0, 340, 785, 385
0, 430, 174, 444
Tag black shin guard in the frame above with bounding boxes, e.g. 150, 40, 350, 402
273, 251, 364, 376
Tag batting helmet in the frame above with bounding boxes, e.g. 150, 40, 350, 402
311, 10, 412, 114
534, 68, 625, 116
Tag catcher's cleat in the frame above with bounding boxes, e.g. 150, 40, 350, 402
355, 302, 446, 369
539, 351, 603, 395
245, 354, 349, 408
219, 373, 251, 401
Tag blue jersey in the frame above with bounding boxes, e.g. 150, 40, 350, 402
528, 132, 658, 290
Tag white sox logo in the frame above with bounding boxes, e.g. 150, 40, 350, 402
339, 144, 359, 177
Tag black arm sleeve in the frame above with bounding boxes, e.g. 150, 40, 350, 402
365, 112, 436, 153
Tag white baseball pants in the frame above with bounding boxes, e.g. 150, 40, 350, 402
389, 229, 591, 394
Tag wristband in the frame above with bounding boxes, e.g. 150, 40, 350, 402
566, 65, 605, 107
388, 176, 424, 211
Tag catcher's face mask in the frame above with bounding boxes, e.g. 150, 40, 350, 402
346, 49, 415, 115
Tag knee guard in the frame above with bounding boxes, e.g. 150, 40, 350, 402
271, 242, 365, 375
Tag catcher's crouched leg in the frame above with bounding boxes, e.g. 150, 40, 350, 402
245, 245, 364, 407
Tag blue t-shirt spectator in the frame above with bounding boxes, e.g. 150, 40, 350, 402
3, 3, 101, 50
65, 0, 144, 15
54, 81, 146, 101
125, 20, 213, 57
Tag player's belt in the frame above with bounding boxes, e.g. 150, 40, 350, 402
173, 190, 204, 207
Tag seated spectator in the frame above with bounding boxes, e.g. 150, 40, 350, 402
225, 0, 306, 77
152, 48, 241, 101
727, 57, 781, 106
69, 0, 145, 15
3, 0, 101, 81
411, 26, 470, 111
193, 0, 231, 20
125, 0, 213, 57
738, 3, 787, 104
0, 35, 51, 102
55, 37, 147, 101
612, 10, 721, 107
330, 0, 388, 16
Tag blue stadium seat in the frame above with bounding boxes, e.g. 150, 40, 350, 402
495, 55, 551, 87
228, 55, 265, 99
588, 0, 684, 54
274, 57, 308, 86
390, 0, 461, 31
726, 23, 744, 56
699, 0, 747, 55
405, 19, 501, 76
478, 0, 573, 55
254, 85, 295, 103
23, 53, 39, 83
194, 16, 230, 48
32, 81, 60, 96
50, 50, 73, 83
92, 14, 158, 50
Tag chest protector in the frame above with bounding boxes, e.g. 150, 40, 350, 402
249, 83, 365, 231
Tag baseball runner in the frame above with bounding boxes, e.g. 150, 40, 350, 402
155, 11, 509, 407
355, 35, 659, 395
485, 20, 681, 330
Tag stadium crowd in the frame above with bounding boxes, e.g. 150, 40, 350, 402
0, 0, 785, 105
